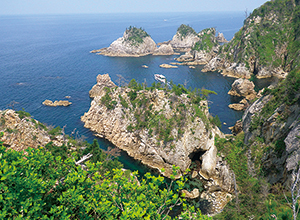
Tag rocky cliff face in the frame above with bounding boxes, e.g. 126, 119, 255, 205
175, 28, 219, 65
81, 74, 235, 214
241, 91, 300, 184
204, 0, 300, 79
0, 109, 65, 151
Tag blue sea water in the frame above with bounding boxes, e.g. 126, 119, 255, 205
0, 12, 272, 172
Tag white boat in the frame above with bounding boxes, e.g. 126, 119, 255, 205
154, 74, 166, 83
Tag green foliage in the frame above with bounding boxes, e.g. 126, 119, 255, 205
48, 126, 62, 136
210, 115, 222, 129
192, 28, 218, 52
101, 89, 117, 110
214, 132, 295, 219
171, 83, 188, 96
219, 0, 300, 73
119, 94, 128, 108
16, 110, 31, 119
177, 24, 197, 39
0, 140, 210, 219
274, 138, 286, 157
125, 26, 150, 46
201, 89, 217, 98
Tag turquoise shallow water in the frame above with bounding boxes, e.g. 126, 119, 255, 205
0, 12, 273, 172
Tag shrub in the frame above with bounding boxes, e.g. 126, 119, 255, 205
16, 110, 31, 119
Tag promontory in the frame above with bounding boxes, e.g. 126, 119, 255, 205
81, 74, 236, 214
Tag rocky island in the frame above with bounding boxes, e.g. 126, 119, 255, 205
81, 74, 235, 213
91, 26, 177, 57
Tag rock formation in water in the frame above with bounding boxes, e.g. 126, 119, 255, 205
175, 28, 219, 66
228, 78, 257, 100
153, 44, 176, 56
81, 74, 235, 214
91, 26, 177, 57
169, 24, 200, 51
159, 63, 178, 69
93, 27, 156, 57
42, 100, 72, 107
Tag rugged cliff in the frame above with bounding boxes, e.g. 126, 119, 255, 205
0, 109, 66, 151
204, 0, 300, 79
81, 74, 235, 214
175, 28, 219, 65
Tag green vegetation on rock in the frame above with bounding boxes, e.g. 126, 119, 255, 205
101, 79, 219, 147
214, 133, 294, 219
192, 28, 218, 52
219, 0, 300, 74
124, 26, 150, 46
177, 24, 197, 39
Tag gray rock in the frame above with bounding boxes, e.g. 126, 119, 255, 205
228, 78, 257, 100
97, 30, 157, 57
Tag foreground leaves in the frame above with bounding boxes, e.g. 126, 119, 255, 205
0, 134, 210, 219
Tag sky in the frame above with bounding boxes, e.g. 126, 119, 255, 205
0, 0, 269, 15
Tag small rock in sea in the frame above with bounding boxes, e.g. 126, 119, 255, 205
142, 65, 149, 68
42, 99, 72, 107
65, 96, 71, 99
159, 63, 178, 69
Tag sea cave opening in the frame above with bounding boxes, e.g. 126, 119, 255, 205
189, 150, 206, 171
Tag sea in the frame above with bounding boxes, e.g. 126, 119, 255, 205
0, 12, 273, 173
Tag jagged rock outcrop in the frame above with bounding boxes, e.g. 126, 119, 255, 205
89, 74, 117, 98
228, 78, 257, 100
93, 27, 157, 57
91, 27, 178, 57
175, 28, 219, 66
82, 74, 224, 178
153, 44, 176, 56
229, 120, 243, 135
42, 100, 72, 107
170, 24, 200, 51
0, 109, 65, 151
216, 32, 228, 43
81, 74, 235, 214
242, 91, 300, 184
202, 56, 252, 79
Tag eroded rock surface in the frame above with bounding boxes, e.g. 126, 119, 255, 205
228, 78, 257, 100
81, 74, 235, 214
0, 109, 65, 151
